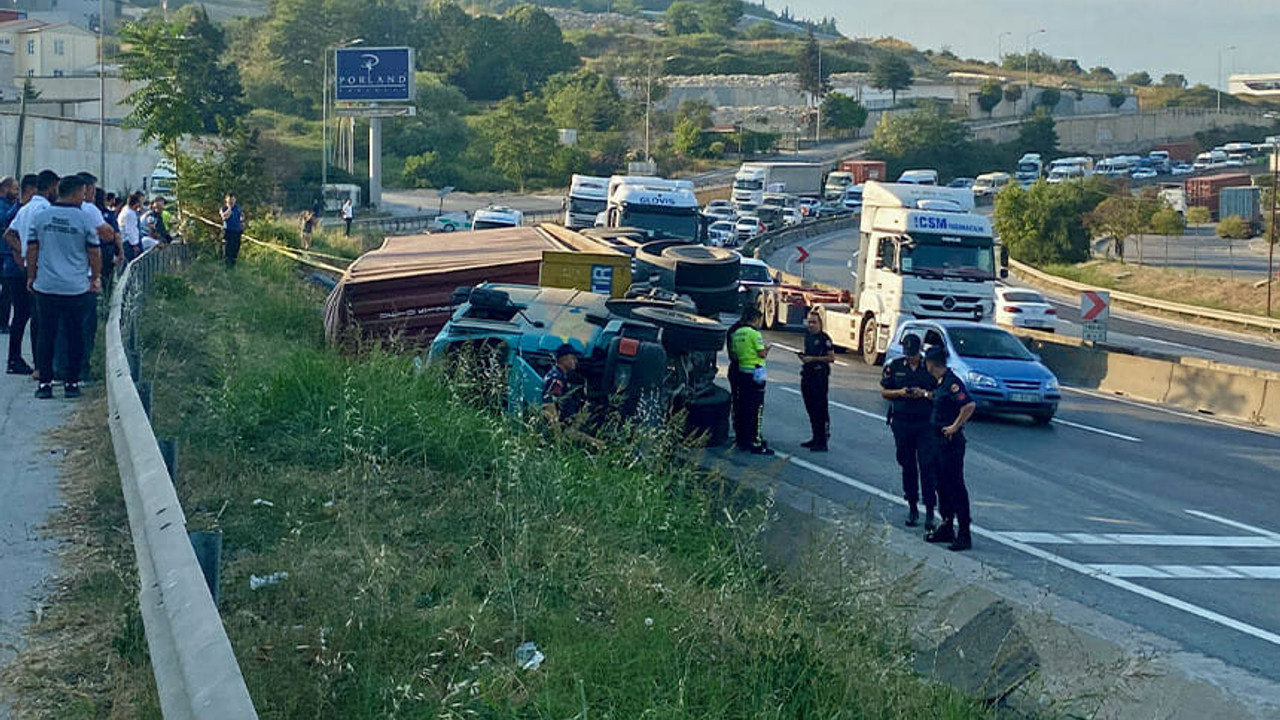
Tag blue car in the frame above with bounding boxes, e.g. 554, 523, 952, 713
887, 320, 1061, 424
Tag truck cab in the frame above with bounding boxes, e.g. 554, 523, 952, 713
824, 171, 855, 199
565, 175, 609, 229
605, 176, 701, 242
819, 182, 998, 364
1014, 153, 1043, 186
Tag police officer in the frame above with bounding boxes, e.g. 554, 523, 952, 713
729, 306, 773, 455
542, 343, 583, 423
798, 310, 834, 452
880, 334, 936, 528
922, 345, 976, 552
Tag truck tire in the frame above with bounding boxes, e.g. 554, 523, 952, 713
632, 306, 726, 354
860, 317, 884, 366
683, 386, 731, 447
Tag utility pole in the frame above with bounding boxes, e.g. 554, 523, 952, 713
98, 0, 106, 184
1024, 29, 1045, 115
1217, 45, 1236, 114
1268, 144, 1277, 318
997, 31, 1011, 65
815, 42, 822, 144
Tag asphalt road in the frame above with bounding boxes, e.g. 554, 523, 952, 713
718, 335, 1280, 688
1116, 232, 1275, 280
765, 228, 1280, 372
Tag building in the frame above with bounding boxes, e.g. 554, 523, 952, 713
0, 19, 98, 79
1228, 73, 1280, 98
16, 0, 119, 32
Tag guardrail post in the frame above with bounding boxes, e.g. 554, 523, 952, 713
136, 380, 152, 420
188, 530, 222, 606
159, 437, 178, 487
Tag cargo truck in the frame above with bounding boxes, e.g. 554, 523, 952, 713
1219, 186, 1262, 235
814, 182, 999, 365
731, 162, 823, 205
837, 159, 888, 185
1185, 172, 1252, 218
565, 175, 609, 229
604, 176, 701, 242
1014, 153, 1043, 186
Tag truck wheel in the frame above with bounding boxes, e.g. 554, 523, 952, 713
860, 318, 884, 366
761, 294, 776, 330
632, 306, 726, 353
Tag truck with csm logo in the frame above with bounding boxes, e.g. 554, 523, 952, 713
814, 182, 1000, 364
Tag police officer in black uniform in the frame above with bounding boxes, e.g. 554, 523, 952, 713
880, 334, 936, 528
922, 345, 976, 552
798, 311, 835, 452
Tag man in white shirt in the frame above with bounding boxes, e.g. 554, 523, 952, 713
3, 169, 58, 378
71, 172, 119, 381
117, 192, 143, 263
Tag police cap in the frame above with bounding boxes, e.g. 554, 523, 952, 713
555, 343, 581, 359
924, 345, 948, 364
901, 334, 922, 356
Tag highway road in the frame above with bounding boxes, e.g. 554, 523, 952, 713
716, 330, 1280, 695
765, 229, 1280, 372
1118, 232, 1275, 280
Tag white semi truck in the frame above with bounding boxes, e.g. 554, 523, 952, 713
1014, 153, 1043, 186
816, 182, 1000, 365
731, 162, 824, 206
604, 175, 701, 241
564, 174, 609, 229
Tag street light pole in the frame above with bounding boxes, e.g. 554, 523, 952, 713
1024, 29, 1045, 115
815, 42, 822, 144
1217, 45, 1236, 113
98, 0, 105, 183
997, 31, 1011, 65
1268, 144, 1277, 318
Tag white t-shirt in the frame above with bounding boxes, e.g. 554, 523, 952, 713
81, 201, 107, 232
342, 203, 354, 220
118, 206, 141, 247
10, 195, 52, 260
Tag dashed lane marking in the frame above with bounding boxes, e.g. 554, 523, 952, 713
1185, 510, 1280, 541
998, 532, 1280, 548
1088, 565, 1280, 580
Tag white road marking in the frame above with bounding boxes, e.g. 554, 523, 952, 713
779, 454, 1280, 647
777, 386, 884, 421
1049, 417, 1142, 443
1185, 510, 1280, 541
998, 531, 1280, 548
1063, 386, 1280, 439
1089, 565, 1280, 580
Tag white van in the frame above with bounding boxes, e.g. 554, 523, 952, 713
897, 169, 939, 185
972, 172, 1012, 198
1193, 150, 1228, 171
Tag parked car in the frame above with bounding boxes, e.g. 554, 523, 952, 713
735, 216, 767, 242
429, 212, 471, 233
841, 185, 864, 210
886, 320, 1061, 424
1130, 167, 1158, 181
1170, 163, 1194, 176
704, 205, 736, 223
994, 287, 1057, 331
707, 220, 737, 247
948, 177, 976, 190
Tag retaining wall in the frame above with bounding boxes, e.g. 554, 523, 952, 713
972, 108, 1276, 155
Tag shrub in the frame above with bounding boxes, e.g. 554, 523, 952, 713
1216, 215, 1251, 239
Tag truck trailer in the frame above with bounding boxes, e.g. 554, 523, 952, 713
731, 162, 823, 205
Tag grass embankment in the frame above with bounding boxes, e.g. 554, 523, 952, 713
1042, 260, 1274, 319
11, 248, 1000, 718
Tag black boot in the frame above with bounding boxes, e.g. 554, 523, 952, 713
925, 520, 955, 544
905, 503, 919, 527
948, 525, 972, 552
800, 439, 816, 448
924, 507, 936, 531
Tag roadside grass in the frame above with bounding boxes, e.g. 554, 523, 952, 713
30, 245, 997, 719
1042, 260, 1273, 318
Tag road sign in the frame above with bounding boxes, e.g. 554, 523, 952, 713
795, 246, 810, 264
1082, 321, 1107, 343
335, 47, 414, 103
1081, 290, 1110, 321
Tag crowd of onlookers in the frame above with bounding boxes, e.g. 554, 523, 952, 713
0, 170, 175, 399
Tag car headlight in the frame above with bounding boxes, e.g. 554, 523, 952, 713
967, 371, 998, 388
1045, 376, 1060, 392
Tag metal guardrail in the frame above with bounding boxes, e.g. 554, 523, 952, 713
106, 245, 259, 719
1011, 258, 1280, 333
744, 213, 860, 260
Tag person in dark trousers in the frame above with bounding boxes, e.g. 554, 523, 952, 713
724, 310, 750, 444
729, 306, 773, 455
542, 343, 583, 424
5, 171, 57, 377
220, 193, 244, 267
0, 176, 17, 333
880, 334, 938, 528
922, 345, 976, 552
341, 198, 354, 237
797, 310, 834, 451
26, 174, 101, 399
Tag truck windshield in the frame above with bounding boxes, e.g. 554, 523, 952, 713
734, 179, 763, 191
622, 205, 699, 240
569, 197, 606, 215
900, 234, 995, 281
947, 326, 1034, 360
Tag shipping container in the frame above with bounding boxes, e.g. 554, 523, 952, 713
1219, 187, 1261, 231
1184, 173, 1252, 218
836, 159, 888, 185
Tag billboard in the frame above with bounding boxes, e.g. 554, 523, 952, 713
334, 47, 414, 103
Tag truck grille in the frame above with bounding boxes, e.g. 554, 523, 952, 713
916, 293, 985, 315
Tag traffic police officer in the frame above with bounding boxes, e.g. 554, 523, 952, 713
729, 306, 773, 455
798, 311, 835, 452
923, 345, 976, 552
543, 343, 583, 423
880, 334, 936, 528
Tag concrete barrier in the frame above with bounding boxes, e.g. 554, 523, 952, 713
106, 246, 258, 719
1013, 328, 1280, 429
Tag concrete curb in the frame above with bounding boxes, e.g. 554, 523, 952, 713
106, 247, 258, 719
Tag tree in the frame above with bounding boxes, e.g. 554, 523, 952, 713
1160, 73, 1188, 89
1088, 66, 1116, 82
1086, 195, 1148, 262
1108, 91, 1127, 109
1124, 71, 1152, 87
664, 1, 701, 35
1016, 110, 1058, 158
476, 97, 557, 192
700, 0, 742, 36
1035, 87, 1061, 110
545, 71, 625, 131
976, 80, 1003, 117
1003, 85, 1023, 105
868, 108, 972, 180
1150, 207, 1186, 237
796, 28, 829, 99
174, 123, 270, 223
118, 7, 247, 157
1186, 205, 1211, 225
871, 54, 914, 106
1217, 215, 1251, 239
502, 5, 580, 95
994, 180, 1105, 265
673, 116, 705, 157
821, 92, 868, 133
675, 99, 715, 129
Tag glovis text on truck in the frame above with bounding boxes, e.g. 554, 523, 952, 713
814, 182, 1000, 365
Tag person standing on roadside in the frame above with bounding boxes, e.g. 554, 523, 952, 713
880, 334, 938, 529
0, 177, 18, 334
6, 170, 58, 378
729, 306, 773, 455
341, 197, 354, 237
72, 173, 117, 381
922, 345, 976, 552
220, 193, 244, 267
797, 310, 835, 452
27, 174, 101, 399
118, 193, 143, 263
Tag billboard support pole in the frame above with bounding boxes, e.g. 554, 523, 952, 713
369, 116, 382, 210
